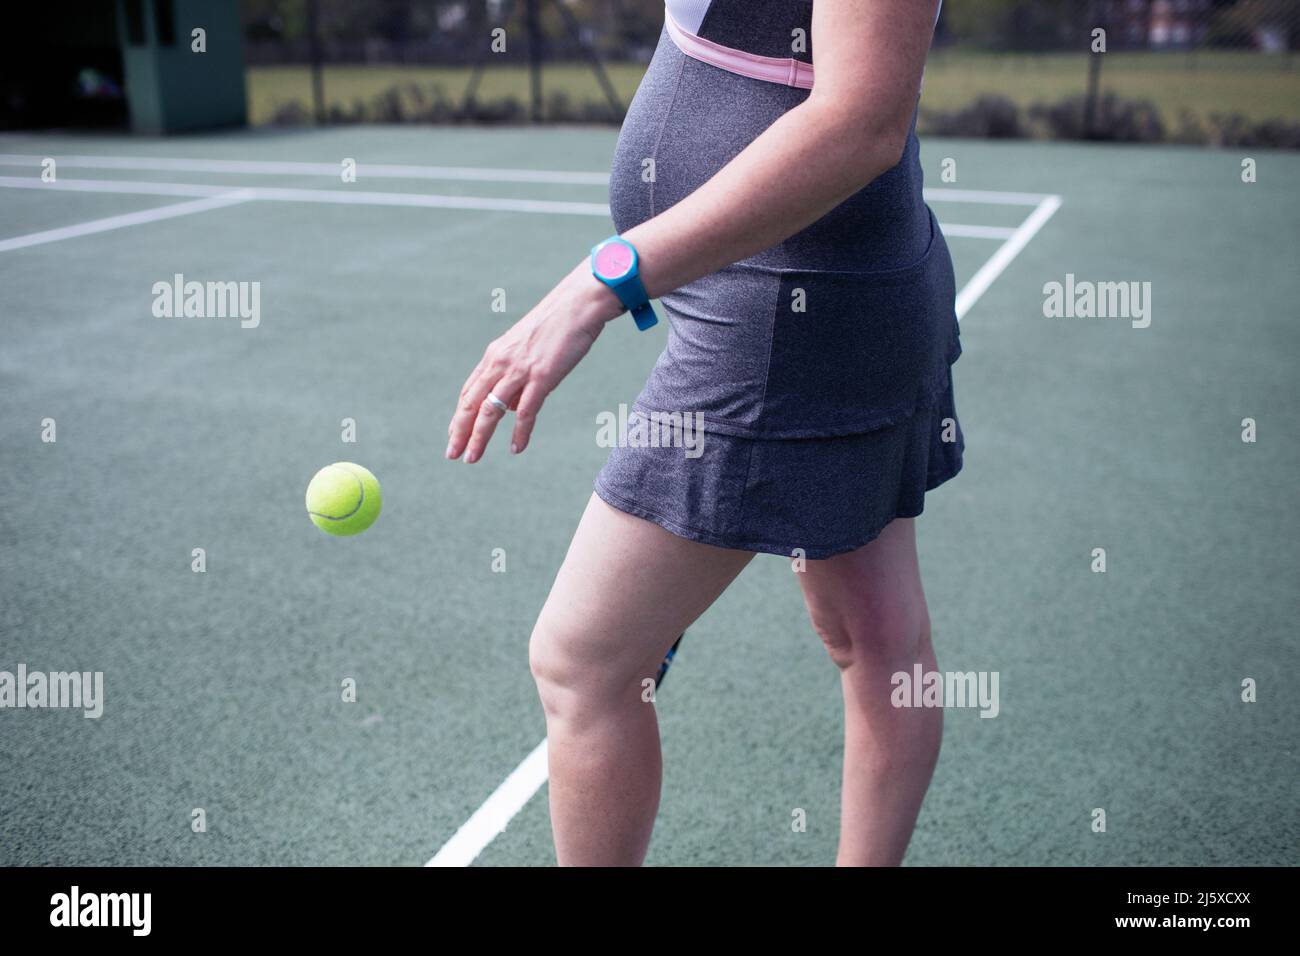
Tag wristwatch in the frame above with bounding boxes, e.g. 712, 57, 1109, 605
590, 235, 658, 330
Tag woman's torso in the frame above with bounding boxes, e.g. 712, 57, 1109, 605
608, 0, 958, 440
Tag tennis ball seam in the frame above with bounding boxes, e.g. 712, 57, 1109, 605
306, 466, 366, 521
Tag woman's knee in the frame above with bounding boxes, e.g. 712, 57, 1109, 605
529, 610, 651, 719
809, 594, 931, 672
528, 615, 580, 715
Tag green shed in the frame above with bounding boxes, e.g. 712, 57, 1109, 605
116, 0, 247, 133
0, 0, 246, 133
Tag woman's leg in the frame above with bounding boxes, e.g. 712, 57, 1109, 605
529, 493, 755, 866
797, 517, 942, 866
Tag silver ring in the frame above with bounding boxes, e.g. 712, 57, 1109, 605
486, 392, 510, 414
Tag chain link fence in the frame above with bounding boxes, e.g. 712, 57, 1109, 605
924, 0, 1300, 145
242, 0, 1300, 146
242, 0, 653, 124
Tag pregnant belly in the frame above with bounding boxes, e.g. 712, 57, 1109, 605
608, 27, 932, 275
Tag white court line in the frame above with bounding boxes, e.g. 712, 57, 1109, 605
426, 739, 549, 867
1, 177, 1037, 230
0, 175, 228, 198
0, 189, 255, 253
0, 153, 610, 185
937, 223, 1018, 241
0, 155, 1055, 203
954, 194, 1062, 320
0, 176, 611, 217
922, 187, 1056, 206
425, 194, 1063, 867
241, 184, 611, 216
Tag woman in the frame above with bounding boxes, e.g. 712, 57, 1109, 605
446, 0, 961, 866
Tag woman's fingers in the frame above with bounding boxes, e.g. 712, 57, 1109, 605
458, 357, 486, 402
510, 381, 549, 455
462, 372, 527, 464
448, 359, 551, 461
447, 273, 602, 462
447, 352, 499, 459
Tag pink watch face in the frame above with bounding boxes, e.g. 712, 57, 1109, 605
594, 241, 634, 280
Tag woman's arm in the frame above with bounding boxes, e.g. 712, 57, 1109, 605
448, 0, 941, 462
626, 0, 941, 297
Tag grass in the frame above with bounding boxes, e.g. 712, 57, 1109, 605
245, 63, 647, 125
245, 50, 1300, 127
922, 50, 1300, 123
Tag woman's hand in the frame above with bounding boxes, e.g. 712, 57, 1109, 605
447, 260, 625, 463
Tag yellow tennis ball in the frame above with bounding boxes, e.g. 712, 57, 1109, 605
305, 462, 382, 536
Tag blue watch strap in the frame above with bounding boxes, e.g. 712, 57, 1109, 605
607, 276, 656, 331
630, 300, 657, 331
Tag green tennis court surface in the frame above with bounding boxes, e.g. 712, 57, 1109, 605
1, 127, 1296, 865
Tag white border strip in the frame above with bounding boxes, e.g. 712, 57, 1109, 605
0, 176, 611, 217
426, 739, 549, 867
0, 156, 1055, 205
955, 194, 1062, 320
0, 189, 254, 253
0, 153, 610, 185
0, 175, 227, 198
923, 187, 1057, 206
937, 223, 1018, 241
0, 178, 1043, 230
245, 184, 611, 216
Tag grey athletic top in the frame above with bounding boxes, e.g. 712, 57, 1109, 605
608, 0, 959, 439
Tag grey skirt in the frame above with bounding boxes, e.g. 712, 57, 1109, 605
595, 375, 963, 559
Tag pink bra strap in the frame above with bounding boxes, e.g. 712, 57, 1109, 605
664, 7, 815, 90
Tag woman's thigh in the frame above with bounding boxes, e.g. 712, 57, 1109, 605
530, 493, 756, 690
